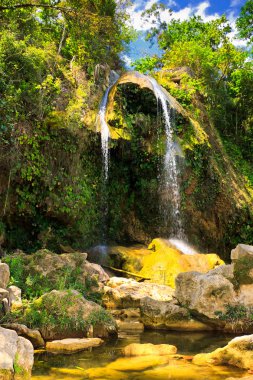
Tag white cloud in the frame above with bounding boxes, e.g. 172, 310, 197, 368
230, 0, 242, 7
121, 54, 133, 68
128, 1, 221, 31
128, 0, 247, 48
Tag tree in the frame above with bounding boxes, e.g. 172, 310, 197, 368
236, 0, 253, 45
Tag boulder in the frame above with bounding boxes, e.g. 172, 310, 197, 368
3, 250, 109, 301
7, 286, 22, 309
0, 327, 33, 379
231, 244, 253, 262
122, 343, 177, 356
193, 334, 253, 370
108, 239, 224, 288
24, 290, 117, 341
46, 337, 103, 353
15, 336, 34, 376
0, 288, 9, 301
140, 297, 212, 331
175, 271, 236, 319
2, 324, 44, 348
103, 277, 174, 309
0, 263, 10, 289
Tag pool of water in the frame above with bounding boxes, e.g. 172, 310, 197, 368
32, 331, 247, 380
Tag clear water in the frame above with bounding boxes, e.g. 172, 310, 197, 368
32, 331, 246, 380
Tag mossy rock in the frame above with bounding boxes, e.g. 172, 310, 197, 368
234, 256, 253, 286
22, 290, 117, 340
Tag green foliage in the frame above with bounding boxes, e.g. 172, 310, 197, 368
215, 304, 253, 331
23, 291, 87, 331
86, 308, 115, 328
3, 253, 102, 303
236, 0, 253, 46
132, 56, 162, 73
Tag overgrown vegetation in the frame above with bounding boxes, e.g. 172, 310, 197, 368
3, 252, 102, 303
215, 304, 253, 331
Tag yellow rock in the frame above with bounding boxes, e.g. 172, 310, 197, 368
193, 335, 253, 370
46, 338, 103, 353
138, 238, 224, 287
84, 367, 128, 379
107, 355, 170, 371
109, 238, 223, 288
122, 343, 177, 356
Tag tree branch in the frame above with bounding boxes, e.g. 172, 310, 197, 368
0, 4, 71, 12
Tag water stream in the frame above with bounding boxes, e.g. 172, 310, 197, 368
97, 72, 119, 241
32, 331, 246, 380
149, 77, 184, 239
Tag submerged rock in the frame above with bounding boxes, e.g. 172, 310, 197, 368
122, 343, 177, 356
193, 334, 253, 370
0, 326, 34, 379
46, 337, 103, 353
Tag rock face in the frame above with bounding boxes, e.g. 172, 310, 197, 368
175, 269, 236, 319
46, 337, 103, 353
193, 334, 253, 370
0, 326, 34, 379
103, 277, 174, 309
24, 290, 117, 341
122, 343, 177, 356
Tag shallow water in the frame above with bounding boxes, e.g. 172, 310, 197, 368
32, 331, 247, 380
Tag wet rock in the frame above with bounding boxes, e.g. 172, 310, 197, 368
46, 337, 103, 353
140, 297, 212, 331
116, 320, 144, 333
122, 343, 177, 356
193, 334, 253, 369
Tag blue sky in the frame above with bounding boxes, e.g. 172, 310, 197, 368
125, 0, 247, 65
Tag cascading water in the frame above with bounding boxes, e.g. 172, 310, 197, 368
98, 71, 184, 240
97, 72, 119, 242
148, 77, 184, 239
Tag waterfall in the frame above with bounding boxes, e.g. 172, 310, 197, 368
98, 71, 184, 240
97, 72, 119, 242
148, 77, 184, 239
98, 71, 119, 181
